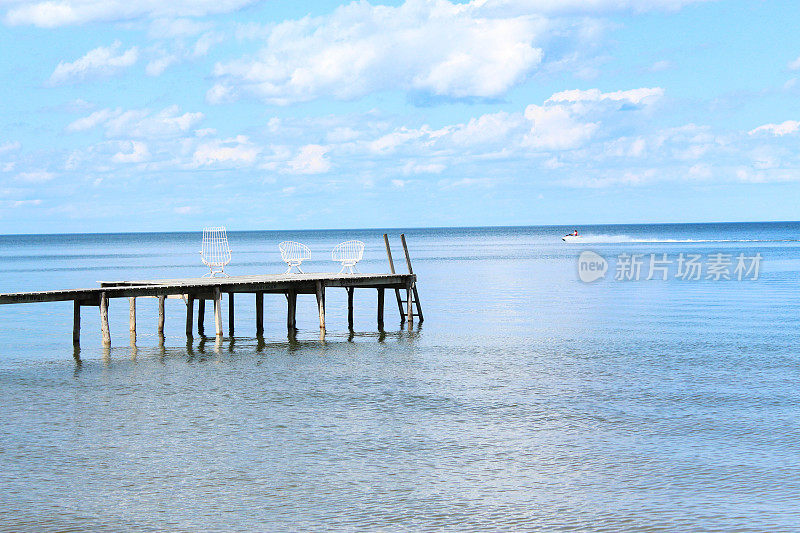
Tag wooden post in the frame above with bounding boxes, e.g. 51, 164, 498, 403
228, 293, 235, 337
347, 287, 354, 330
72, 300, 81, 346
400, 233, 423, 322
198, 299, 205, 335
384, 233, 405, 322
384, 233, 396, 274
377, 288, 384, 330
185, 295, 194, 338
287, 290, 297, 332
100, 292, 110, 346
316, 281, 326, 332
158, 295, 166, 335
400, 233, 413, 274
213, 288, 223, 337
255, 292, 264, 336
129, 297, 136, 344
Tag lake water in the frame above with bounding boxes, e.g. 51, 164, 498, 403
1, 223, 799, 531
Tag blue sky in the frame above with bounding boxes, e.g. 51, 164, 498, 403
1, 0, 800, 233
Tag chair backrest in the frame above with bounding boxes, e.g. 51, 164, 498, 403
279, 241, 311, 263
201, 226, 232, 268
331, 240, 365, 264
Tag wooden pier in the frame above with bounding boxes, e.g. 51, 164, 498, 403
0, 234, 423, 346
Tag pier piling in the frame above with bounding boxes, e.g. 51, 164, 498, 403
255, 291, 264, 336
100, 292, 110, 346
228, 293, 235, 336
198, 299, 205, 336
158, 295, 165, 335
316, 281, 326, 332
377, 288, 384, 330
287, 290, 297, 332
347, 287, 354, 330
213, 288, 223, 337
185, 295, 194, 337
73, 300, 81, 345
129, 297, 136, 344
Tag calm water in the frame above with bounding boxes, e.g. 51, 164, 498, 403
1, 223, 799, 531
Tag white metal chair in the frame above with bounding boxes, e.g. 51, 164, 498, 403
200, 226, 232, 277
331, 240, 364, 274
279, 241, 311, 273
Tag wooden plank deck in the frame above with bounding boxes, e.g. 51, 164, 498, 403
0, 273, 414, 304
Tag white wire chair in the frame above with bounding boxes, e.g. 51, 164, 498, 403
331, 240, 365, 274
279, 241, 312, 274
200, 226, 232, 277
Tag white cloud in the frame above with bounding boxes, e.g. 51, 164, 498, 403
749, 120, 800, 137
546, 87, 664, 105
524, 103, 599, 150
339, 86, 666, 160
450, 111, 527, 146
479, 0, 709, 15
211, 0, 547, 104
5, 0, 258, 27
520, 87, 663, 150
687, 163, 712, 180
49, 41, 138, 84
438, 177, 494, 189
0, 141, 21, 154
67, 105, 204, 138
326, 127, 361, 143
145, 55, 178, 77
605, 136, 647, 157
368, 127, 441, 154
193, 135, 260, 166
788, 55, 800, 71
111, 141, 150, 163
16, 170, 55, 183
564, 169, 659, 188
648, 59, 673, 72
192, 31, 223, 57
206, 83, 238, 104
148, 18, 212, 39
403, 161, 446, 174
287, 145, 331, 174
10, 199, 42, 208
3, 0, 708, 28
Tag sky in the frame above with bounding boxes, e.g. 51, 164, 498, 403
1, 0, 800, 233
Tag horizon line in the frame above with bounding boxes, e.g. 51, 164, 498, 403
2, 219, 799, 237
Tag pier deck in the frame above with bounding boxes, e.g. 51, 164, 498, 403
0, 234, 424, 347
0, 272, 419, 346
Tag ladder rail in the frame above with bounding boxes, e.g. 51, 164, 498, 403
400, 233, 423, 322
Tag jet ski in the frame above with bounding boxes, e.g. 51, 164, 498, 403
562, 232, 581, 242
